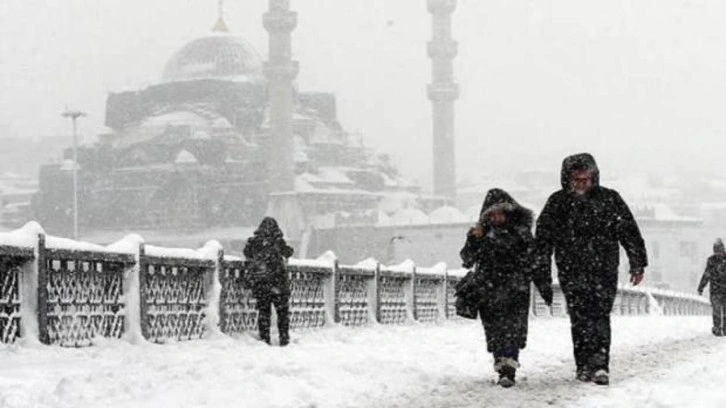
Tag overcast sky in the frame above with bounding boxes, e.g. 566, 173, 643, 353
2, 0, 726, 188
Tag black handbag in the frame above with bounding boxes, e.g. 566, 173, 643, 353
454, 270, 480, 319
455, 295, 479, 319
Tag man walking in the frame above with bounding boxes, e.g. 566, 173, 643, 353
535, 153, 648, 385
698, 238, 726, 336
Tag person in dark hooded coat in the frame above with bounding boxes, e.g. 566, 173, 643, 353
535, 153, 648, 385
698, 238, 726, 336
460, 188, 553, 388
244, 217, 294, 346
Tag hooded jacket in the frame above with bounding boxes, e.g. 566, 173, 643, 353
699, 240, 726, 295
459, 188, 552, 351
460, 189, 552, 310
243, 217, 294, 294
535, 153, 648, 295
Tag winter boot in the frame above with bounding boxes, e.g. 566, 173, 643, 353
592, 369, 609, 386
495, 357, 518, 388
576, 368, 592, 383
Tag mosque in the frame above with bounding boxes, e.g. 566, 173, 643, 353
32, 1, 460, 250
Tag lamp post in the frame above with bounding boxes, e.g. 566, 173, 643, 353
61, 109, 86, 240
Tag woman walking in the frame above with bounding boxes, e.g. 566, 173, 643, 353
460, 189, 553, 387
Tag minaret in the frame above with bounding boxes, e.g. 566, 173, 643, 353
427, 0, 459, 199
212, 0, 229, 33
263, 0, 304, 243
263, 0, 299, 192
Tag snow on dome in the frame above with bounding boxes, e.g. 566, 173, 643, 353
174, 149, 198, 164
212, 117, 233, 129
389, 208, 430, 226
429, 206, 468, 224
379, 191, 418, 215
161, 34, 264, 83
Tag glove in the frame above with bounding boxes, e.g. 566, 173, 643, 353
630, 268, 645, 286
539, 286, 553, 307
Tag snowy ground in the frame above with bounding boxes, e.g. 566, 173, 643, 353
0, 316, 723, 408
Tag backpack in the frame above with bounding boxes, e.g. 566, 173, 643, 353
244, 258, 269, 288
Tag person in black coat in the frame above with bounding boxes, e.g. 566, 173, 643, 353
244, 217, 294, 346
460, 188, 553, 388
698, 238, 726, 336
535, 153, 648, 385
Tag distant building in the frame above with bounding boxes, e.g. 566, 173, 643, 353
32, 18, 431, 244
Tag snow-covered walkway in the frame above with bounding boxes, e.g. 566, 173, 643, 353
0, 316, 723, 408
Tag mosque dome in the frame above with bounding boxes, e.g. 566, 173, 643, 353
161, 34, 265, 83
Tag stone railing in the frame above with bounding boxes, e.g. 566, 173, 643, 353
531, 283, 712, 317
0, 223, 712, 346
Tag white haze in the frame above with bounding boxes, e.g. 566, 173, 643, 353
2, 0, 726, 187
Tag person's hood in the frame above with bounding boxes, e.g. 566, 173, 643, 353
479, 188, 533, 228
560, 153, 600, 190
714, 238, 725, 254
253, 216, 284, 240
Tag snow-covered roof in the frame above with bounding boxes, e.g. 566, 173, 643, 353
378, 191, 418, 215
174, 149, 198, 164
389, 208, 430, 226
429, 206, 468, 224
316, 167, 355, 185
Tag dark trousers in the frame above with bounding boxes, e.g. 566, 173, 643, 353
256, 291, 290, 343
711, 293, 726, 336
569, 309, 611, 373
493, 346, 520, 361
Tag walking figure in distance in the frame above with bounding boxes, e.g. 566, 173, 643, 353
698, 238, 726, 336
244, 217, 294, 346
460, 188, 553, 388
535, 153, 648, 385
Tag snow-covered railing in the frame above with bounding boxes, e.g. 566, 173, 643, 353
0, 222, 712, 346
532, 284, 712, 317
138, 243, 219, 343
40, 235, 136, 346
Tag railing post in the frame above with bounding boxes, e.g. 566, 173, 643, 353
36, 233, 48, 345
444, 267, 451, 319
367, 262, 379, 324
333, 259, 341, 324
31, 233, 50, 344
203, 246, 223, 336
405, 263, 416, 322
217, 248, 226, 334
375, 263, 382, 323
437, 266, 447, 322
138, 243, 149, 340
322, 260, 337, 325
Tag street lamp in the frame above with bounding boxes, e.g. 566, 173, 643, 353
61, 109, 86, 240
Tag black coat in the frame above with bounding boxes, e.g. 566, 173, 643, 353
459, 189, 552, 352
699, 253, 726, 296
243, 217, 294, 296
535, 153, 648, 316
